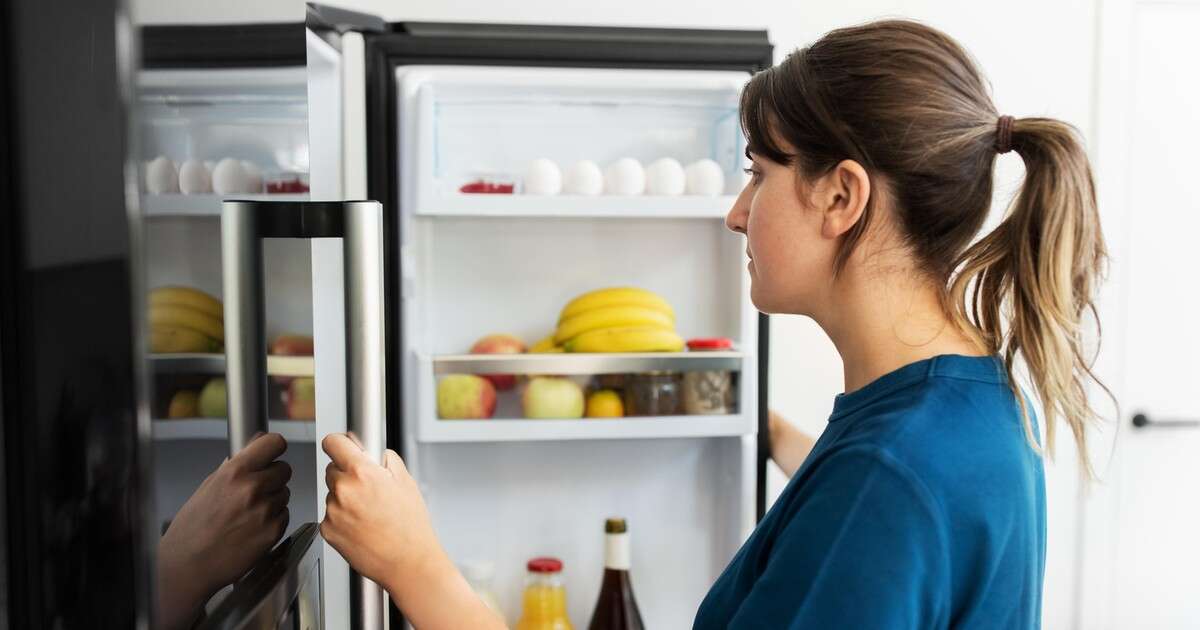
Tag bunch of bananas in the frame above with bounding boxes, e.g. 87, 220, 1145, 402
537, 287, 684, 353
148, 286, 224, 353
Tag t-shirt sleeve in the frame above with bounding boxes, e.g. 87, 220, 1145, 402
727, 447, 951, 629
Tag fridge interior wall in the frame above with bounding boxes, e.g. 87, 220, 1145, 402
396, 65, 758, 626
139, 67, 316, 535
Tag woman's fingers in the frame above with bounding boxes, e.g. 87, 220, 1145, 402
325, 462, 346, 492
322, 432, 368, 471
384, 449, 409, 478
236, 433, 288, 471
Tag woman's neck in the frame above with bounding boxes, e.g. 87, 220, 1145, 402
816, 264, 984, 394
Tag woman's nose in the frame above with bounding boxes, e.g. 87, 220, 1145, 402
725, 183, 750, 234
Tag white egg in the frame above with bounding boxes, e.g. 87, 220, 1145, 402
645, 158, 686, 196
211, 158, 245, 195
178, 160, 212, 194
684, 159, 726, 197
145, 155, 179, 194
603, 158, 646, 196
522, 158, 562, 195
240, 160, 264, 194
562, 160, 604, 196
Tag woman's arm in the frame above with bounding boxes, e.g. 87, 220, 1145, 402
320, 434, 506, 630
769, 410, 815, 478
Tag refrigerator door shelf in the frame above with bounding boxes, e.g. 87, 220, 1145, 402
418, 415, 753, 443
149, 353, 315, 377
144, 193, 309, 218
415, 193, 738, 219
432, 350, 743, 376
151, 418, 316, 443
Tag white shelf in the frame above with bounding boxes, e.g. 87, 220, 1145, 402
143, 193, 309, 218
150, 353, 314, 377
417, 414, 753, 443
415, 194, 736, 219
432, 351, 743, 376
152, 418, 316, 442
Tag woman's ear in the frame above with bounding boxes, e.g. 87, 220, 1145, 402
818, 159, 871, 239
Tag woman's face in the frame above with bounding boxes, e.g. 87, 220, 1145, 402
726, 154, 839, 316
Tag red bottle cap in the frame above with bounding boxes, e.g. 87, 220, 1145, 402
686, 337, 734, 350
527, 557, 563, 573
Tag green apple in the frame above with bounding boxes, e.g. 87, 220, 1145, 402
522, 377, 584, 419
198, 378, 227, 418
287, 377, 316, 420
437, 374, 497, 419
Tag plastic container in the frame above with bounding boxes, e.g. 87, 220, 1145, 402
682, 338, 735, 415
623, 371, 681, 416
516, 557, 574, 630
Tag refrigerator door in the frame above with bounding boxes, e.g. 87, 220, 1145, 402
220, 199, 388, 630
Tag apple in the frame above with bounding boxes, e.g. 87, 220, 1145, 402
438, 374, 497, 419
523, 377, 584, 419
271, 334, 314, 387
198, 378, 227, 418
469, 333, 526, 391
286, 377, 316, 420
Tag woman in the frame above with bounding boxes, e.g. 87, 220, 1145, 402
319, 19, 1106, 628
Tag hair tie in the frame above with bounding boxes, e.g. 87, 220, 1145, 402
996, 115, 1015, 154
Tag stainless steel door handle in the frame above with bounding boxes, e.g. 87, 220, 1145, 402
221, 199, 386, 630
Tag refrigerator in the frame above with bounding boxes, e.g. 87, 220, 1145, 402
302, 7, 774, 628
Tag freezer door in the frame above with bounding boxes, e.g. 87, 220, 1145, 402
220, 200, 388, 630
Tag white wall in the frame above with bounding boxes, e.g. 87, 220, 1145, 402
133, 1, 1101, 627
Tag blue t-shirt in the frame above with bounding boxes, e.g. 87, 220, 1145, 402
695, 354, 1046, 629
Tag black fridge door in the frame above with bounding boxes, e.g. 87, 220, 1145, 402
1, 0, 148, 627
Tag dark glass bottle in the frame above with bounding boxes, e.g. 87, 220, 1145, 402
587, 518, 645, 630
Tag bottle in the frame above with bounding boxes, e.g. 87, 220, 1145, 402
516, 557, 574, 630
462, 560, 505, 620
587, 518, 645, 630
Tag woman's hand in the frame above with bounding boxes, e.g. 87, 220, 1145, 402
158, 433, 292, 630
769, 410, 816, 478
320, 433, 505, 630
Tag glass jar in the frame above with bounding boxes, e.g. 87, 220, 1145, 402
516, 557, 573, 630
623, 371, 681, 416
682, 337, 735, 415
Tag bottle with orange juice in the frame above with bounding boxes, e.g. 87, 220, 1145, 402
516, 557, 574, 630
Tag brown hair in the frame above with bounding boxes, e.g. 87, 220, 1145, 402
742, 19, 1109, 476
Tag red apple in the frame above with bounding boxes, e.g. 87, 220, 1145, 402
437, 374, 497, 419
286, 377, 316, 420
271, 334, 314, 387
469, 333, 526, 391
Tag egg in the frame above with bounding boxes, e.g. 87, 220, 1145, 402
684, 159, 726, 197
241, 160, 264, 194
211, 158, 245, 195
178, 160, 212, 194
645, 158, 686, 196
145, 155, 179, 194
603, 158, 646, 196
523, 158, 562, 195
562, 160, 603, 196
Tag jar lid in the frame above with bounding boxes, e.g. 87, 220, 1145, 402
687, 337, 733, 350
527, 557, 563, 573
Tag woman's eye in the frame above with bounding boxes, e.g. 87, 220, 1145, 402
743, 167, 762, 184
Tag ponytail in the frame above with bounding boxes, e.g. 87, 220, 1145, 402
948, 118, 1110, 477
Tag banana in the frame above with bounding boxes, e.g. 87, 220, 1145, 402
559, 287, 675, 323
149, 304, 224, 342
150, 324, 222, 353
528, 335, 562, 354
150, 286, 223, 319
564, 326, 685, 353
555, 305, 675, 345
